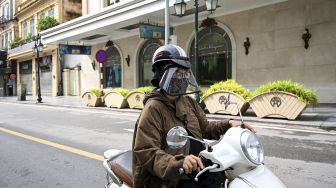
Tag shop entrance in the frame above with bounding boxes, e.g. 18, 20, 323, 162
19, 60, 33, 95
38, 56, 52, 95
189, 25, 233, 86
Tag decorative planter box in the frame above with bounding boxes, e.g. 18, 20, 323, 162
82, 92, 103, 107
202, 91, 249, 115
249, 91, 307, 120
103, 91, 128, 108
126, 91, 145, 109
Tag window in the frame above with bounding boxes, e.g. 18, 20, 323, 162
8, 31, 11, 43
102, 46, 122, 88
3, 33, 8, 49
22, 22, 28, 39
48, 8, 54, 17
30, 18, 35, 36
39, 13, 45, 20
107, 0, 120, 6
189, 26, 232, 86
138, 39, 162, 86
3, 3, 9, 19
8, 31, 11, 48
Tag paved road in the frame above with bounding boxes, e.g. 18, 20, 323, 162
0, 103, 335, 188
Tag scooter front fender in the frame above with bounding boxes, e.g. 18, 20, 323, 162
228, 165, 286, 188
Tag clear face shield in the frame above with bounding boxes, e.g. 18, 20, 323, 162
159, 67, 200, 96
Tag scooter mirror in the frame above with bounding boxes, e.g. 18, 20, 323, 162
166, 126, 188, 149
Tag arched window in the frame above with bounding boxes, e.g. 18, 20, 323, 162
102, 46, 121, 88
138, 39, 162, 86
190, 26, 232, 85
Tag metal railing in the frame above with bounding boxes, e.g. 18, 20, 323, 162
0, 15, 14, 25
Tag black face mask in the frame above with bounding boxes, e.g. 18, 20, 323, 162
150, 62, 174, 87
159, 66, 200, 96
151, 67, 161, 87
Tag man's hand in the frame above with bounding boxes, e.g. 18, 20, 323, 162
182, 155, 204, 174
229, 120, 256, 133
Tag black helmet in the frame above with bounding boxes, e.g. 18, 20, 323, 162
152, 44, 190, 68
151, 45, 191, 87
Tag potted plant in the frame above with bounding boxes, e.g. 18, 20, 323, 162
82, 88, 104, 107
37, 16, 59, 32
126, 86, 154, 109
249, 80, 318, 120
9, 37, 22, 49
201, 80, 251, 115
103, 88, 129, 108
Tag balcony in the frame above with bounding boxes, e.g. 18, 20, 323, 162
8, 39, 34, 55
17, 0, 39, 13
0, 16, 15, 25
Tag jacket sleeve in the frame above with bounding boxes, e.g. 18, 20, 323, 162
189, 97, 231, 140
133, 101, 185, 181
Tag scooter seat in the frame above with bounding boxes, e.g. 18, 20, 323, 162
111, 151, 133, 187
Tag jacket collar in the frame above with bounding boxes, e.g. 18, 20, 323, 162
144, 90, 188, 122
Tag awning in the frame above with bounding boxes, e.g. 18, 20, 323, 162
41, 0, 287, 46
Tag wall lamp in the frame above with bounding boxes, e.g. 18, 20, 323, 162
105, 40, 114, 48
125, 55, 130, 67
302, 28, 311, 49
91, 60, 96, 70
243, 37, 251, 55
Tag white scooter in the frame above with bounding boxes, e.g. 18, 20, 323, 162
103, 96, 287, 188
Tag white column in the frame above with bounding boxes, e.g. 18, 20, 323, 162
82, 0, 88, 16
89, 0, 101, 14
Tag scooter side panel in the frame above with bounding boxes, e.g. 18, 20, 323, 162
229, 165, 286, 188
107, 183, 130, 188
104, 149, 127, 159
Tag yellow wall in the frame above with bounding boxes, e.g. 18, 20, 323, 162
17, 0, 60, 39
51, 49, 58, 96
14, 0, 61, 96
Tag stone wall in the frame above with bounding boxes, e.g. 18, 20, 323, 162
174, 0, 336, 103
62, 0, 82, 22
77, 0, 336, 103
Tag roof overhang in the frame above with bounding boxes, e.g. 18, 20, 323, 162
7, 41, 57, 61
41, 0, 287, 46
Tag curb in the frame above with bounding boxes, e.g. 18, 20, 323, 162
1, 100, 335, 130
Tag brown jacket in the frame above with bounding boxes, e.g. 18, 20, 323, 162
132, 91, 231, 188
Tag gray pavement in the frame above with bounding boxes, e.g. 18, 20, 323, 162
1, 95, 335, 130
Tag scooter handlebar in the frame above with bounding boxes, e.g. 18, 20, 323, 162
194, 164, 219, 181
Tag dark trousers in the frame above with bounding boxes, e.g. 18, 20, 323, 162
176, 180, 199, 188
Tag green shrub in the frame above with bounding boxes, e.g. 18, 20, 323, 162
9, 37, 22, 49
129, 86, 154, 94
37, 16, 59, 31
112, 88, 129, 97
26, 33, 33, 43
201, 80, 251, 101
89, 88, 104, 98
250, 80, 318, 105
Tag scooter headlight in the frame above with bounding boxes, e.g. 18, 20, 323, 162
240, 131, 264, 165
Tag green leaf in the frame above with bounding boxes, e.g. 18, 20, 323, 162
37, 16, 59, 32
112, 88, 129, 97
129, 86, 154, 94
201, 79, 251, 101
89, 88, 104, 97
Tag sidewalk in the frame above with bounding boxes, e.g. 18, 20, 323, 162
1, 95, 335, 130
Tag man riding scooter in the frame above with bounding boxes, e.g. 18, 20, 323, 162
132, 44, 255, 188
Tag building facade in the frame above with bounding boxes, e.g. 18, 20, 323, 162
7, 0, 81, 97
0, 0, 16, 96
41, 0, 336, 103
